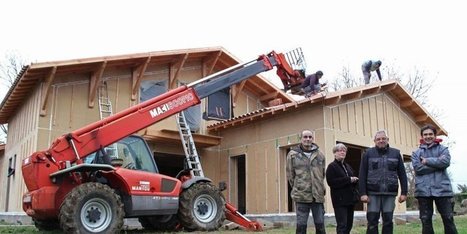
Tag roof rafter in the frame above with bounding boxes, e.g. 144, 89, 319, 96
88, 61, 107, 107
131, 57, 151, 100
40, 66, 57, 116
169, 53, 188, 89
203, 51, 222, 76
232, 80, 247, 107
259, 91, 279, 101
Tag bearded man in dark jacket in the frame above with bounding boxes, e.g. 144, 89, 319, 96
359, 130, 408, 234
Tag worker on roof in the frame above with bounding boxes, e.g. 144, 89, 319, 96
362, 60, 382, 84
301, 70, 325, 98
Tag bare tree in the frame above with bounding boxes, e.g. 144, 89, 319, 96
329, 66, 362, 91
0, 50, 26, 90
457, 184, 467, 193
0, 50, 28, 143
329, 63, 438, 113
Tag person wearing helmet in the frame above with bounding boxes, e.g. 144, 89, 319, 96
362, 60, 382, 84
301, 70, 325, 98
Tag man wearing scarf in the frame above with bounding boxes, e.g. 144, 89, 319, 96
287, 129, 326, 234
412, 124, 458, 234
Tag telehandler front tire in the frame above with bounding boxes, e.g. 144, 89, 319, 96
59, 182, 124, 234
178, 182, 225, 231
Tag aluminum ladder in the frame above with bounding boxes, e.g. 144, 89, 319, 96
176, 111, 204, 177
98, 81, 113, 120
98, 81, 117, 157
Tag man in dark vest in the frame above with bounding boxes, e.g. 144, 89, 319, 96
359, 130, 408, 234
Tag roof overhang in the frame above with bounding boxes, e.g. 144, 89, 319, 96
207, 80, 448, 136
143, 129, 222, 148
0, 47, 294, 124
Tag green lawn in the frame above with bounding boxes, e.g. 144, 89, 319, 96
1, 215, 466, 233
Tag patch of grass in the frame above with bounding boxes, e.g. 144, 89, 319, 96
1, 215, 466, 233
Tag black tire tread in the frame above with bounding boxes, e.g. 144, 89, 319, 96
58, 182, 124, 234
178, 182, 225, 231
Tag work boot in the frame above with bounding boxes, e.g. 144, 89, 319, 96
315, 223, 326, 234
366, 212, 379, 234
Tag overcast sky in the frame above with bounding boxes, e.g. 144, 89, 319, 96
1, 0, 466, 190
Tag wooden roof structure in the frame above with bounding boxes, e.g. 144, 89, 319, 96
208, 79, 448, 136
0, 47, 294, 124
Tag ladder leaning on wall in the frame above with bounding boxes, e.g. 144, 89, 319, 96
98, 81, 117, 158
176, 111, 204, 178
98, 81, 113, 120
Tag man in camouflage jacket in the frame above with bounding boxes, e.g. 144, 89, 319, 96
286, 129, 326, 234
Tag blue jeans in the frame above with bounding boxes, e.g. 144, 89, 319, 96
295, 202, 325, 234
417, 196, 457, 234
366, 195, 395, 234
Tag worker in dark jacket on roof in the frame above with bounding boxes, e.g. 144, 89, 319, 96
359, 130, 408, 234
301, 70, 325, 97
362, 60, 382, 84
287, 129, 326, 234
412, 124, 458, 234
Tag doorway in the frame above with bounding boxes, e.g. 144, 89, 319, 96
337, 142, 366, 211
153, 152, 185, 177
230, 155, 246, 214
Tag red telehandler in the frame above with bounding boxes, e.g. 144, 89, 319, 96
21, 48, 307, 233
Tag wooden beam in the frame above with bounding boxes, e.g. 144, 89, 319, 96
232, 80, 247, 107
259, 91, 279, 101
325, 95, 341, 105
400, 99, 413, 108
169, 53, 188, 89
131, 57, 151, 100
246, 78, 269, 94
40, 66, 57, 116
342, 90, 362, 100
88, 61, 107, 107
415, 115, 428, 122
203, 51, 222, 76
144, 129, 222, 147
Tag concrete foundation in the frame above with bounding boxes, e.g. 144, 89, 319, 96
0, 211, 421, 230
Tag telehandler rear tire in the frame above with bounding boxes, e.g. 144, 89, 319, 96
59, 182, 124, 234
178, 182, 225, 231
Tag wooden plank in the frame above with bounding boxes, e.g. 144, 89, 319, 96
88, 61, 107, 107
355, 100, 364, 136
376, 95, 385, 130
169, 53, 188, 89
203, 51, 222, 76
339, 105, 348, 132
131, 57, 151, 100
332, 107, 339, 130
40, 66, 57, 116
368, 97, 378, 135
266, 143, 278, 213
393, 110, 402, 145
347, 102, 356, 133
362, 99, 371, 137
386, 102, 396, 141
233, 80, 247, 107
